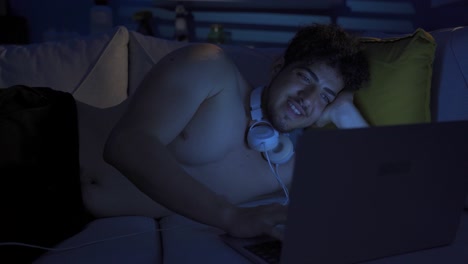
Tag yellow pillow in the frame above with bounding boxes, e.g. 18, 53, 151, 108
355, 28, 436, 126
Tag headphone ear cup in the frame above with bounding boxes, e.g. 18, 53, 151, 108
247, 124, 279, 152
263, 135, 294, 164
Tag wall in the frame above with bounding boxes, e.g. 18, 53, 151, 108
10, 0, 121, 43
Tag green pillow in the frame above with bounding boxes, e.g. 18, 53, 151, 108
355, 28, 436, 126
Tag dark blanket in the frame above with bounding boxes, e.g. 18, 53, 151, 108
0, 85, 91, 263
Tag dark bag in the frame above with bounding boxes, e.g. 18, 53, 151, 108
0, 85, 90, 263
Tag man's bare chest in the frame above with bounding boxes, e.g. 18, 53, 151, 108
166, 88, 294, 203
167, 86, 249, 165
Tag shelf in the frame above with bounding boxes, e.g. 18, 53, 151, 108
152, 0, 346, 12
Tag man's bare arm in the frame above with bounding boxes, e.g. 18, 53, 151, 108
316, 91, 369, 129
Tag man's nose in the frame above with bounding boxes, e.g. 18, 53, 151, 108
300, 84, 318, 97
298, 88, 317, 109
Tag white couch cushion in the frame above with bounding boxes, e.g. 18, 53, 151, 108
0, 26, 129, 108
431, 26, 468, 122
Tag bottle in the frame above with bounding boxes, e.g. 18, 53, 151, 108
90, 0, 113, 35
133, 10, 154, 36
207, 24, 226, 44
174, 4, 189, 42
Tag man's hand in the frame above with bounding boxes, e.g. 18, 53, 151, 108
315, 91, 368, 129
224, 203, 288, 240
315, 91, 354, 127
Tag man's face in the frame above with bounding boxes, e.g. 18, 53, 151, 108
266, 61, 344, 132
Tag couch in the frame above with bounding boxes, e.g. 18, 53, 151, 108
0, 25, 467, 263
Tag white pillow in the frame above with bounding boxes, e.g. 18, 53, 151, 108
0, 26, 129, 108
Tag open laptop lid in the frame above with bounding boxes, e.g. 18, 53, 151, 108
281, 121, 468, 264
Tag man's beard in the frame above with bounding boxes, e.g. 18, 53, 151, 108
263, 85, 293, 133
267, 106, 291, 133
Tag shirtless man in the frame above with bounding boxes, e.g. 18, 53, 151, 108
103, 23, 370, 239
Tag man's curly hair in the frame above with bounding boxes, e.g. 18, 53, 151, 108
283, 23, 369, 92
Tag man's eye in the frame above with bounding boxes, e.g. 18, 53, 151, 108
297, 72, 310, 83
320, 93, 330, 104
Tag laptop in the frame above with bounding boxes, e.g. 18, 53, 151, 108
221, 121, 468, 264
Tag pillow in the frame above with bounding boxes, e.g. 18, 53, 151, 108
354, 28, 436, 126
0, 26, 129, 108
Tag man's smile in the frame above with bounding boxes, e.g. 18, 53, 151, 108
287, 99, 305, 118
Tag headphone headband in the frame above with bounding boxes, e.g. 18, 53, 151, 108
250, 86, 265, 122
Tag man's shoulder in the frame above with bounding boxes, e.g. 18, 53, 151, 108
169, 42, 228, 64
160, 43, 241, 95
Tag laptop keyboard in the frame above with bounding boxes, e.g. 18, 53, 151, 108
244, 240, 282, 264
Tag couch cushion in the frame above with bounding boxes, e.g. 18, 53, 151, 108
451, 28, 468, 90
430, 26, 468, 122
430, 27, 468, 210
0, 26, 129, 108
354, 28, 436, 126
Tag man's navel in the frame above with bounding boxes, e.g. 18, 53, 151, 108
179, 130, 189, 141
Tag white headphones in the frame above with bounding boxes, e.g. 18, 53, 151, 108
247, 86, 294, 164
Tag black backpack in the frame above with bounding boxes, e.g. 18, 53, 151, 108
0, 85, 91, 263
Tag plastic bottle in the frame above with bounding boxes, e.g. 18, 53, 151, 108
90, 0, 113, 35
174, 4, 189, 42
207, 24, 226, 44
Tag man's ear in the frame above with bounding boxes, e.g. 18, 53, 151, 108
271, 56, 285, 77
